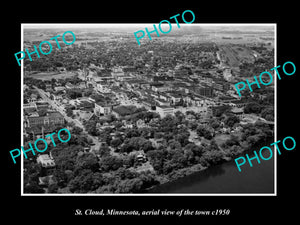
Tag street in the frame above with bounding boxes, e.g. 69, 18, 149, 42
33, 86, 101, 151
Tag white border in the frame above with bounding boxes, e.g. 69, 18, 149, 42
21, 23, 277, 196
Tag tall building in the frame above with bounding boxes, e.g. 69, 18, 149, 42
194, 85, 214, 97
94, 102, 112, 117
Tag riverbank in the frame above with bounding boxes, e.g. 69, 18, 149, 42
157, 164, 208, 185
146, 137, 274, 193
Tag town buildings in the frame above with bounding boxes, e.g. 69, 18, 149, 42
22, 26, 275, 194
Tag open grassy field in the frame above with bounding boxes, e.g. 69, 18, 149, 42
214, 134, 231, 146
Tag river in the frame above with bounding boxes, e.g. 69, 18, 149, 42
149, 154, 275, 194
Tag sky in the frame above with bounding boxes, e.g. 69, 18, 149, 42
22, 24, 275, 35
23, 23, 275, 29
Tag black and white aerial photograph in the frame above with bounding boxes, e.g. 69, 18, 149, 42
4, 2, 299, 224
22, 23, 275, 195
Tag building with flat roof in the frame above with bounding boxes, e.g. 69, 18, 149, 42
156, 105, 174, 117
94, 102, 112, 117
24, 111, 64, 128
194, 85, 214, 97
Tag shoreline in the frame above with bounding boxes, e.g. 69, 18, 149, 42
145, 137, 274, 193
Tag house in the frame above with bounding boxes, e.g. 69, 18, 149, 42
159, 93, 170, 101
36, 101, 49, 111
24, 84, 29, 91
136, 119, 148, 128
186, 114, 196, 121
37, 154, 55, 168
65, 82, 77, 89
24, 102, 37, 114
30, 93, 38, 102
136, 153, 147, 163
54, 86, 66, 92
123, 120, 133, 128
52, 94, 63, 101
151, 84, 169, 92
45, 83, 52, 92
220, 127, 230, 134
149, 138, 166, 148
96, 81, 110, 93
111, 66, 125, 79
223, 68, 233, 81
231, 107, 244, 119
78, 81, 87, 89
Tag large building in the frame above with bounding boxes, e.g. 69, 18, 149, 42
156, 105, 174, 117
94, 102, 112, 117
194, 85, 214, 97
24, 111, 64, 128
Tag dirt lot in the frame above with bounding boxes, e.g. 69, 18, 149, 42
219, 45, 256, 67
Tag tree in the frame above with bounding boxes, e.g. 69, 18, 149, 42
184, 148, 195, 165
24, 161, 43, 185
124, 128, 140, 138
48, 183, 59, 193
146, 149, 166, 174
110, 138, 123, 149
115, 178, 144, 193
72, 126, 83, 135
123, 155, 136, 169
175, 130, 190, 146
188, 122, 198, 130
84, 120, 98, 136
196, 125, 213, 140
115, 167, 136, 180
74, 152, 99, 173
24, 181, 44, 193
227, 145, 242, 157
168, 140, 182, 150
223, 134, 240, 148
53, 169, 73, 188
66, 107, 73, 117
119, 137, 152, 153
210, 118, 220, 129
213, 105, 231, 117
99, 155, 123, 172
224, 114, 240, 127
68, 170, 104, 193
185, 143, 204, 157
202, 150, 224, 165
95, 144, 110, 157
140, 140, 154, 152
244, 102, 262, 114
261, 107, 274, 121
66, 89, 82, 99
38, 108, 48, 116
